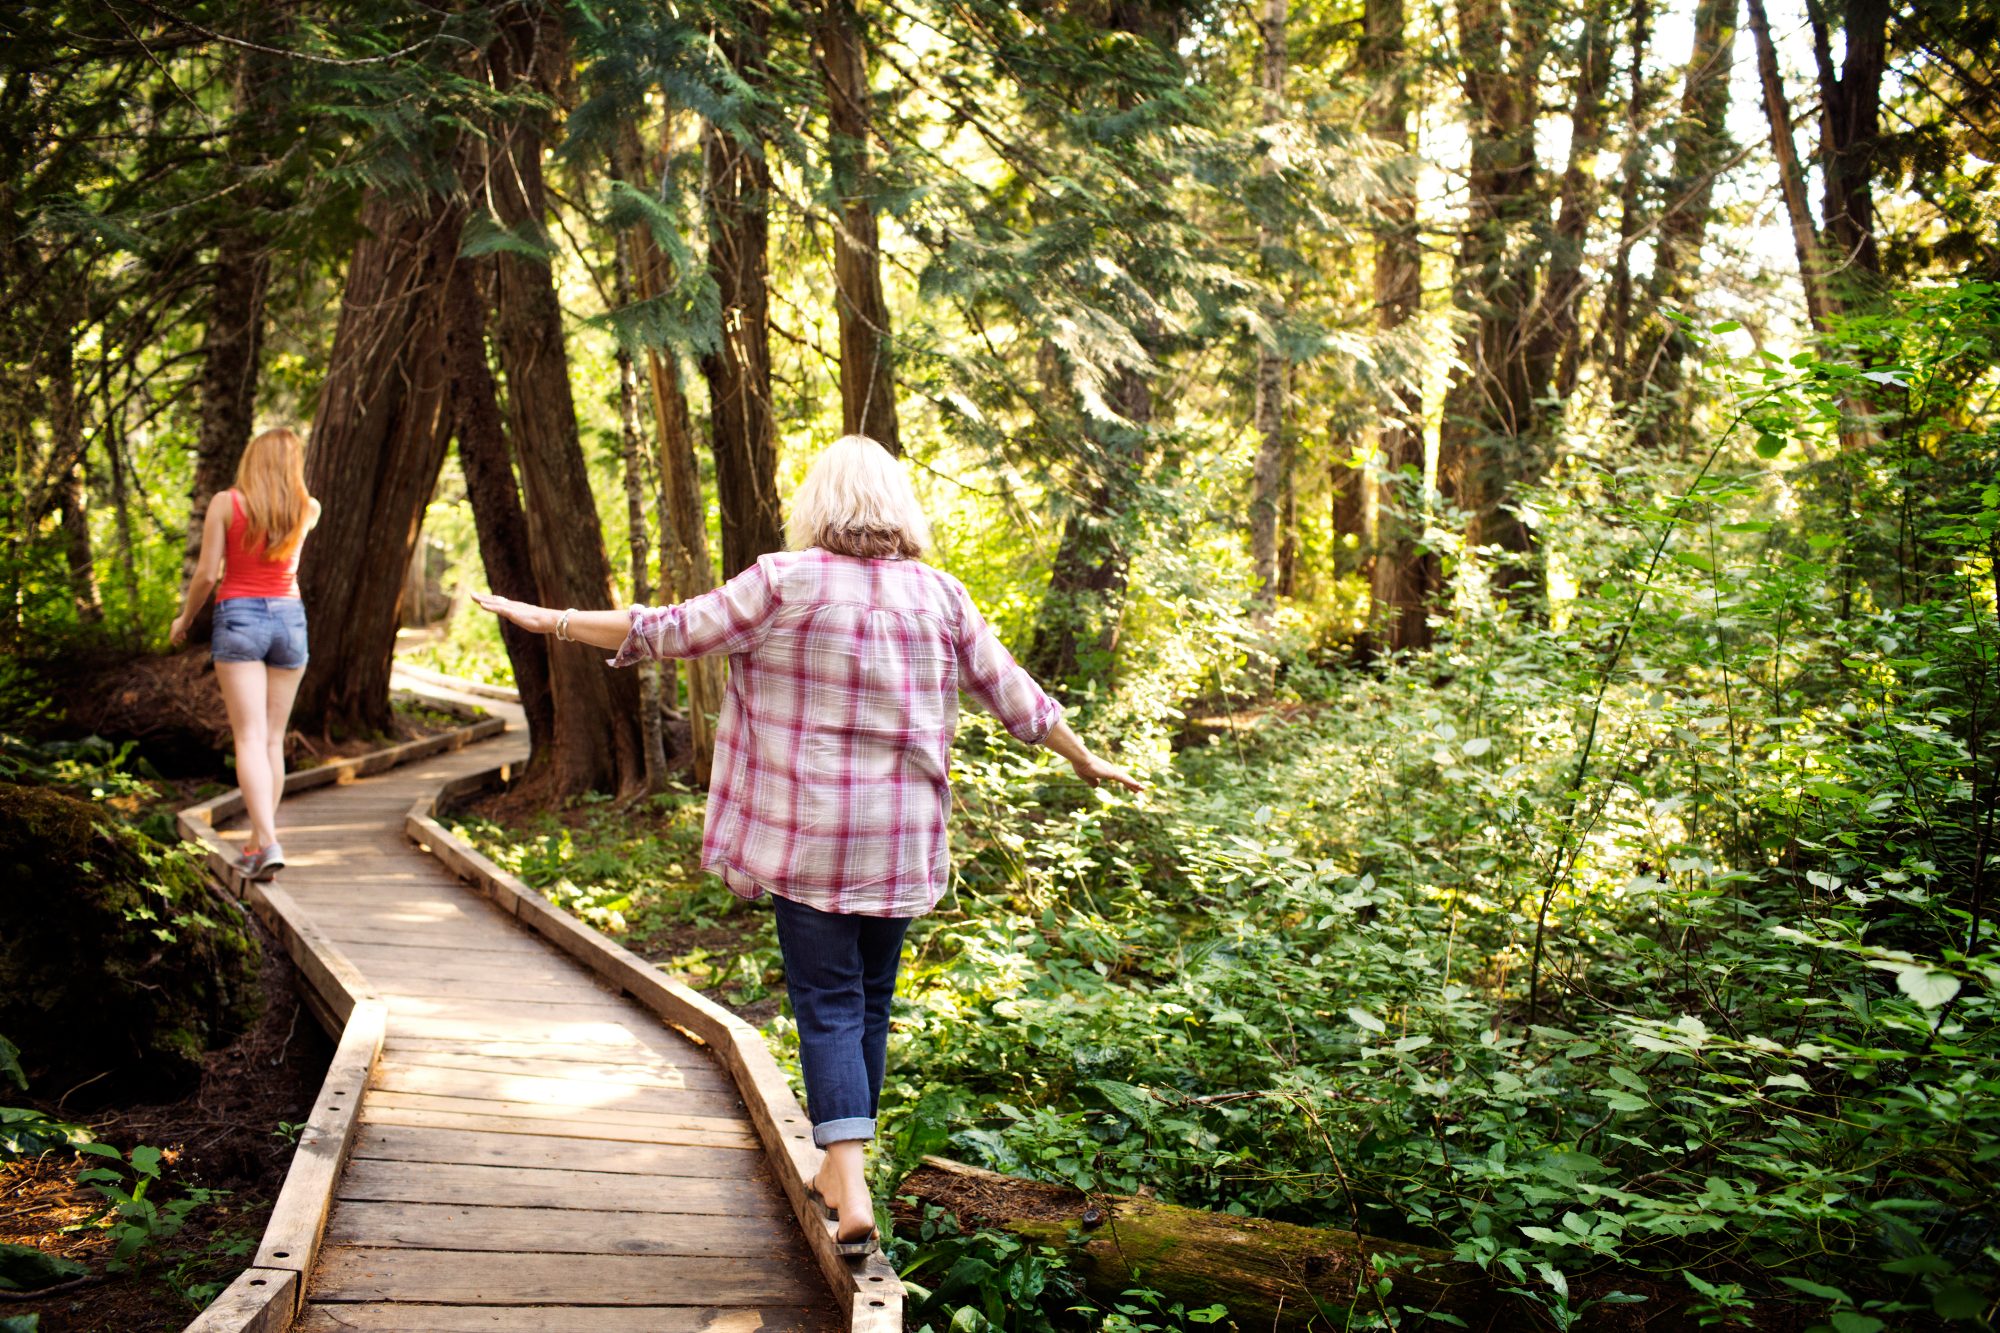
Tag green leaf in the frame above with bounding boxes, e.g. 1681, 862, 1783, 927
1829, 1313, 1884, 1333
1892, 965, 1960, 1009
128, 1145, 162, 1178
1348, 1006, 1386, 1033
1933, 1284, 1985, 1320
1671, 550, 1716, 572
0, 1037, 23, 1093
1754, 433, 1787, 458
1777, 1276, 1850, 1303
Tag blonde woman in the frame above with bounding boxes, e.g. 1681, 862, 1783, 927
475, 434, 1141, 1254
170, 428, 322, 880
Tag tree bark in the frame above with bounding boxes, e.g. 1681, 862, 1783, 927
1528, 0, 1615, 406
1249, 0, 1289, 606
1746, 0, 1838, 332
443, 256, 556, 749
1026, 369, 1147, 686
896, 1158, 1495, 1330
487, 3, 648, 799
1605, 0, 1652, 384
1364, 0, 1431, 650
614, 223, 669, 791
294, 189, 463, 737
48, 339, 100, 623
1624, 0, 1737, 417
701, 6, 785, 580
182, 223, 270, 643
617, 116, 723, 785
819, 0, 901, 455
1436, 0, 1545, 592
1812, 0, 1889, 286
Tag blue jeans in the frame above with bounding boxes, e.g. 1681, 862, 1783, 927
212, 597, 309, 669
770, 893, 911, 1146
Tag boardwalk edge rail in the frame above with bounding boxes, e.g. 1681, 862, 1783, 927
177, 710, 502, 1333
407, 761, 906, 1332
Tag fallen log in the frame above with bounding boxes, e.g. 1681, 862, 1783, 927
894, 1157, 1514, 1329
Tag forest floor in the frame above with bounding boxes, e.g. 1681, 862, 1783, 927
2, 694, 465, 1330
0, 907, 332, 1332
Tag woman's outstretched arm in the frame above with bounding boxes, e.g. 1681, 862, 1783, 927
471, 595, 632, 650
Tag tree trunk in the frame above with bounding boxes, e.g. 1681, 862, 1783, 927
620, 116, 724, 786
184, 46, 277, 643
614, 224, 669, 791
1605, 0, 1652, 385
1026, 368, 1147, 686
1436, 0, 1545, 594
1364, 0, 1431, 650
1812, 0, 1888, 287
1746, 0, 1837, 333
1528, 0, 1614, 406
1249, 0, 1288, 606
819, 0, 900, 455
1624, 0, 1736, 417
443, 256, 555, 749
487, 4, 647, 800
183, 224, 270, 644
895, 1158, 1496, 1330
48, 339, 100, 623
701, 7, 785, 580
185, 220, 270, 590
294, 189, 463, 737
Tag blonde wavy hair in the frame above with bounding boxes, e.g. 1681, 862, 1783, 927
233, 428, 312, 561
786, 435, 932, 560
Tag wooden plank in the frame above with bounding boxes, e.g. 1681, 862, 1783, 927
359, 1103, 757, 1151
311, 1247, 823, 1306
382, 994, 647, 1022
255, 1000, 387, 1277
382, 1014, 695, 1051
337, 1158, 784, 1217
318, 930, 551, 956
350, 1122, 754, 1178
381, 985, 626, 1011
324, 1200, 793, 1256
294, 1302, 833, 1332
382, 1034, 694, 1066
370, 1061, 744, 1117
181, 1266, 298, 1333
364, 1089, 747, 1136
375, 1048, 734, 1093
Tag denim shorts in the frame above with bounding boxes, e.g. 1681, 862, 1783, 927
212, 597, 310, 669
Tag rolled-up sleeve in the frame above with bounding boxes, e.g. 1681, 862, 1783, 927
610, 558, 780, 666
952, 582, 1062, 744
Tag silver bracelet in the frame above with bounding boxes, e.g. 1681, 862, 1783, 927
556, 608, 574, 642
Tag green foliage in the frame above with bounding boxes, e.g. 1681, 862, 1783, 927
74, 1142, 225, 1272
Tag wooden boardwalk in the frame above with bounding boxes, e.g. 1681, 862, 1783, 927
194, 686, 857, 1332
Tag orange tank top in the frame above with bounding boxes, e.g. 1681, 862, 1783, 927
217, 490, 303, 601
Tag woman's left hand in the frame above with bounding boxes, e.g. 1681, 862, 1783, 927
472, 592, 557, 636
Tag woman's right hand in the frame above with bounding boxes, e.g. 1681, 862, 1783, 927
471, 592, 558, 636
1070, 750, 1145, 792
168, 614, 190, 646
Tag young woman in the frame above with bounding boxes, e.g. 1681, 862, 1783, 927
170, 428, 321, 880
474, 434, 1141, 1255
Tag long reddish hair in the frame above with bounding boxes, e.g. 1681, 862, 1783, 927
233, 428, 311, 560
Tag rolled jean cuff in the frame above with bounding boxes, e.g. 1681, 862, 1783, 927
812, 1116, 875, 1146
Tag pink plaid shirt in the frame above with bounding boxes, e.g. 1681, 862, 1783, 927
610, 549, 1063, 917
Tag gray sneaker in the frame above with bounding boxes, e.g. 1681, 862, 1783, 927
243, 843, 286, 880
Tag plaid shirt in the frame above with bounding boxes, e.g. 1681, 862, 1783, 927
610, 549, 1063, 918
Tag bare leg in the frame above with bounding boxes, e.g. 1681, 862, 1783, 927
264, 665, 305, 829
813, 1140, 874, 1242
214, 660, 276, 849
